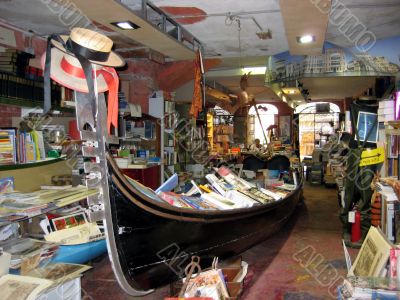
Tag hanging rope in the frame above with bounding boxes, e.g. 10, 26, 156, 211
237, 18, 242, 68
225, 13, 242, 67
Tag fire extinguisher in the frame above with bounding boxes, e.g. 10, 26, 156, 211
351, 210, 361, 243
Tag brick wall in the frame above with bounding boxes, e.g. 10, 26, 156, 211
0, 104, 21, 127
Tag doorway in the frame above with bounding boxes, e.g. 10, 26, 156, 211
295, 102, 340, 159
248, 104, 278, 145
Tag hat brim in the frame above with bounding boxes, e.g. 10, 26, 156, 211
52, 35, 125, 67
41, 48, 110, 93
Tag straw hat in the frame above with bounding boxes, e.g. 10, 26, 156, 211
51, 27, 124, 67
41, 47, 116, 93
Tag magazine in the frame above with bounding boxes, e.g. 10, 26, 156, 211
27, 263, 92, 284
349, 226, 393, 277
0, 274, 53, 300
217, 166, 253, 190
184, 269, 229, 300
201, 192, 239, 210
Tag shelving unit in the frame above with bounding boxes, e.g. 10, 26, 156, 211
299, 113, 339, 158
0, 187, 99, 226
212, 107, 234, 154
163, 100, 176, 179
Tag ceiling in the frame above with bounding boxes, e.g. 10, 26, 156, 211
0, 0, 399, 103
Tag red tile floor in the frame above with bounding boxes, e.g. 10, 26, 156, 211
81, 183, 358, 299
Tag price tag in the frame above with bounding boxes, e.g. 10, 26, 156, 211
348, 211, 355, 223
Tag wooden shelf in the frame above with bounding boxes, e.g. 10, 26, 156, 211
0, 187, 99, 226
0, 157, 64, 171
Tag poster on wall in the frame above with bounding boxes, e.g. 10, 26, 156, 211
265, 36, 400, 84
356, 112, 378, 143
279, 115, 291, 144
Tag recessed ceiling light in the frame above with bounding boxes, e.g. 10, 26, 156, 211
111, 21, 140, 30
297, 35, 315, 44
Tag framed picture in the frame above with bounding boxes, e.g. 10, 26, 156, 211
51, 212, 87, 231
356, 111, 378, 143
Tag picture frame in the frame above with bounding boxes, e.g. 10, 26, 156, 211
50, 212, 87, 231
356, 111, 378, 143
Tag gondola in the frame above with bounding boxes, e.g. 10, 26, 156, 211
105, 152, 303, 293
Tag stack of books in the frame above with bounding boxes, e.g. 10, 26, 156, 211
0, 49, 17, 74
155, 165, 291, 211
0, 128, 46, 165
0, 128, 16, 164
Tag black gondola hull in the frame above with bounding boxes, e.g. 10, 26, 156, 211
107, 157, 302, 291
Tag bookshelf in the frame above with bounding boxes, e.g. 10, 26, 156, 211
385, 121, 400, 178
0, 187, 99, 227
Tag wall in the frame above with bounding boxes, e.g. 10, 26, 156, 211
310, 99, 345, 112
0, 104, 21, 127
120, 58, 221, 113
262, 101, 294, 115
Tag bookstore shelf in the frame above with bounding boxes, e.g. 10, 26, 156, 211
0, 187, 99, 227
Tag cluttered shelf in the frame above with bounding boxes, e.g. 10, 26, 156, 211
0, 186, 98, 226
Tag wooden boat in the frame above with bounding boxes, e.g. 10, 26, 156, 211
105, 153, 303, 293
72, 92, 303, 296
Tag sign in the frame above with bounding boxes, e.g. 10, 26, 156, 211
356, 111, 378, 143
359, 147, 385, 166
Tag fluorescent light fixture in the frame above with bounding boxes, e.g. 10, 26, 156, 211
297, 35, 315, 44
111, 21, 140, 30
242, 66, 266, 75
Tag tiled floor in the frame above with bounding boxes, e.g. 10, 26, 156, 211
81, 183, 357, 299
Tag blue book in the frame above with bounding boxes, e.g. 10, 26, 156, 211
155, 173, 178, 194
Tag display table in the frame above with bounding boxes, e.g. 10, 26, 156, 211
121, 165, 161, 190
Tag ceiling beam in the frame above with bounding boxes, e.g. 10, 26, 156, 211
279, 0, 331, 55
70, 0, 195, 60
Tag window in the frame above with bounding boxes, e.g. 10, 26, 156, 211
248, 104, 278, 144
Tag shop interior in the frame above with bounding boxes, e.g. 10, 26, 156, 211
0, 0, 399, 299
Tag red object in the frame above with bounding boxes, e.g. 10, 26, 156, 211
60, 57, 119, 133
122, 165, 161, 190
69, 120, 80, 140
351, 210, 361, 242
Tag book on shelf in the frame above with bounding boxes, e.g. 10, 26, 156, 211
0, 128, 17, 164
0, 128, 48, 165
